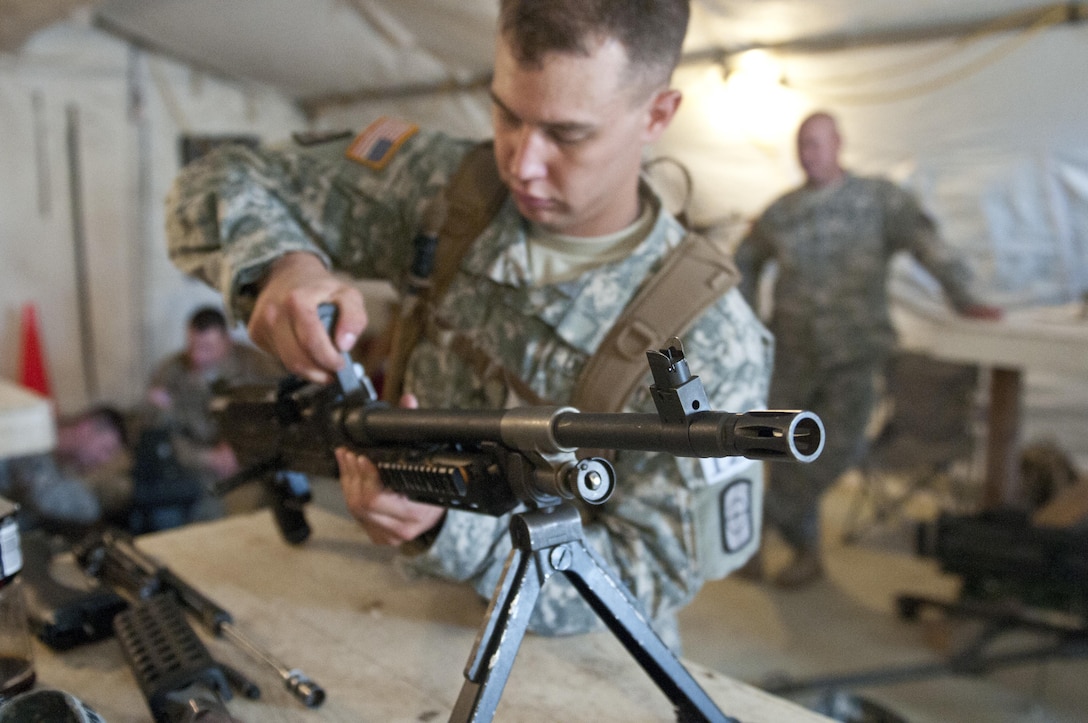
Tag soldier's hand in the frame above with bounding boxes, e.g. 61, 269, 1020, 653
335, 394, 447, 546
247, 252, 368, 383
204, 442, 240, 479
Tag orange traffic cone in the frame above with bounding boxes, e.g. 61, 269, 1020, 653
19, 303, 52, 398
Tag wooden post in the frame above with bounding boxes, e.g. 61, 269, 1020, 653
983, 366, 1023, 509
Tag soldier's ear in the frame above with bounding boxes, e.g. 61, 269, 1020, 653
643, 89, 682, 143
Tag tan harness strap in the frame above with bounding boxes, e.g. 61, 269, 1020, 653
571, 232, 740, 413
383, 142, 741, 417
382, 142, 507, 402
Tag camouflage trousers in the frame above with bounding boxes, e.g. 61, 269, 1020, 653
763, 353, 882, 551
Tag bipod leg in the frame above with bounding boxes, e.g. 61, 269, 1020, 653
449, 516, 548, 722
550, 516, 735, 722
449, 503, 734, 723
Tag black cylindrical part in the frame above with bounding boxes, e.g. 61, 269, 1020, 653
340, 406, 507, 447
552, 410, 823, 461
341, 405, 823, 462
730, 410, 824, 462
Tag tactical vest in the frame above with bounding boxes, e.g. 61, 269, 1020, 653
382, 143, 741, 414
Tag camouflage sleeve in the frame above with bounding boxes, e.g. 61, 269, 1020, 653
165, 130, 470, 322
2, 454, 101, 526
882, 181, 977, 310
147, 353, 182, 391
402, 287, 773, 650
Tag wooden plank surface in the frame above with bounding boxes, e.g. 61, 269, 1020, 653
892, 299, 1088, 507
31, 507, 830, 722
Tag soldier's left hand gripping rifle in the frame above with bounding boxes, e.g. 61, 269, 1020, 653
209, 304, 826, 546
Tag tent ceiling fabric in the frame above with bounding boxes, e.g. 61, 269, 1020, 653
688, 0, 1073, 49
3, 0, 1071, 112
92, 0, 500, 109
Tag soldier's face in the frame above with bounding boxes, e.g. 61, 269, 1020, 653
187, 328, 230, 373
490, 35, 680, 237
74, 422, 122, 470
797, 116, 842, 187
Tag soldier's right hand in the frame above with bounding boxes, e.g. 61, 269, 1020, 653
335, 393, 447, 547
247, 252, 368, 383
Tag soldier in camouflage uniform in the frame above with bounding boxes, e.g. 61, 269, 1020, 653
736, 111, 1002, 588
145, 306, 283, 492
166, 0, 773, 649
0, 406, 127, 530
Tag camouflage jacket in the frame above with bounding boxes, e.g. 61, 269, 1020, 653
736, 173, 977, 369
167, 124, 773, 648
0, 453, 101, 527
146, 343, 283, 482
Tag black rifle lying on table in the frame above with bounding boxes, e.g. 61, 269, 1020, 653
73, 528, 325, 715
209, 304, 825, 723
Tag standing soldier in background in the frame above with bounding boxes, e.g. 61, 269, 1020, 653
735, 111, 1002, 588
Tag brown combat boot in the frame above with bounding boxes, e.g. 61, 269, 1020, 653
772, 547, 824, 589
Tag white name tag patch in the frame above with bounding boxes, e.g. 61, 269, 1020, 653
720, 479, 754, 553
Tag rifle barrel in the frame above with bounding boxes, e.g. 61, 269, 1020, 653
553, 410, 824, 462
339, 406, 823, 462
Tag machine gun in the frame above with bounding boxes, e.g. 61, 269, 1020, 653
210, 306, 825, 722
211, 309, 824, 545
910, 508, 1088, 615
762, 510, 1088, 697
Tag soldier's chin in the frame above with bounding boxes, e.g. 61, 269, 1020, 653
516, 204, 569, 233
513, 193, 557, 218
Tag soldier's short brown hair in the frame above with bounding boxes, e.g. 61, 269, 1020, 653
498, 0, 689, 93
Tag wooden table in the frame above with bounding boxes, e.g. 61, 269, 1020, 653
892, 297, 1088, 508
30, 507, 830, 722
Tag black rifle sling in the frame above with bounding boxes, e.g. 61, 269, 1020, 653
383, 142, 740, 413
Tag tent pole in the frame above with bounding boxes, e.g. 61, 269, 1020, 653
65, 103, 99, 401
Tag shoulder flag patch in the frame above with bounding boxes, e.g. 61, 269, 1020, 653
345, 117, 419, 170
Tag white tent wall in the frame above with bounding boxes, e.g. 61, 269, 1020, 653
656, 20, 1088, 309
4, 5, 1087, 415
0, 15, 303, 413
313, 16, 1088, 313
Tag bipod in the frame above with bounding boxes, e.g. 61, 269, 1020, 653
450, 502, 735, 723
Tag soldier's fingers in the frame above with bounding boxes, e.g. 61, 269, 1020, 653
276, 291, 338, 375
336, 449, 383, 512
362, 491, 419, 520
329, 287, 368, 353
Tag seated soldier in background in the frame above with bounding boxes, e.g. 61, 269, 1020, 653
0, 405, 127, 532
136, 305, 283, 530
